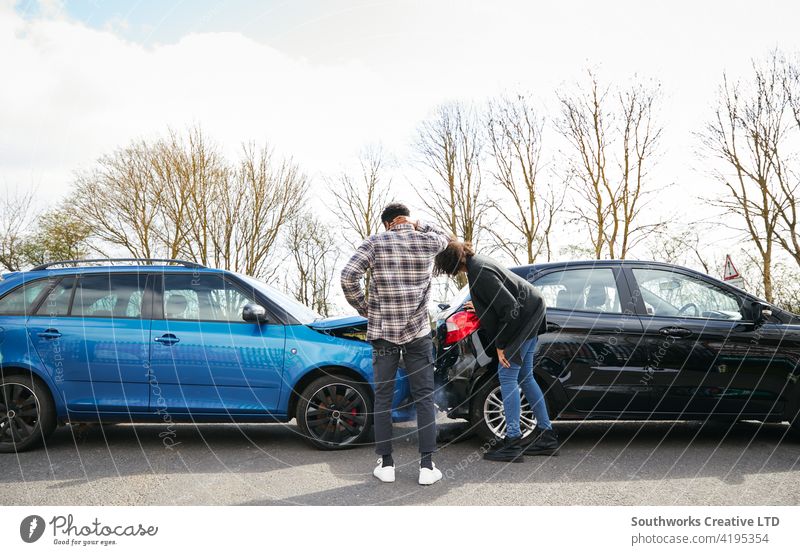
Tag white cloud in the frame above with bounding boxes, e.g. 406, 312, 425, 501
2, 0, 800, 280
0, 2, 453, 202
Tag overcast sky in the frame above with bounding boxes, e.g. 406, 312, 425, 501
2, 0, 800, 276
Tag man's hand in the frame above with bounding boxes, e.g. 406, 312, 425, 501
463, 300, 475, 312
497, 348, 511, 368
389, 215, 418, 229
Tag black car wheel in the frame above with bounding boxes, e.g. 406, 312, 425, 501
296, 376, 373, 450
0, 373, 56, 453
470, 376, 537, 441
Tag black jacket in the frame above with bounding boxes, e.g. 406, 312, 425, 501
466, 254, 547, 364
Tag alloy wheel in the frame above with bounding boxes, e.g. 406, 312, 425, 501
483, 385, 537, 439
304, 383, 368, 447
0, 383, 40, 447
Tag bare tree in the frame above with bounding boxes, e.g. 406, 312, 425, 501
231, 144, 307, 278
485, 94, 564, 264
769, 260, 800, 313
1, 190, 93, 270
174, 139, 306, 279
71, 128, 306, 279
415, 102, 486, 286
0, 188, 37, 271
327, 145, 392, 302
328, 145, 392, 245
700, 57, 790, 302
21, 208, 93, 266
73, 140, 163, 259
153, 127, 224, 261
416, 102, 486, 243
286, 213, 340, 316
772, 55, 800, 269
645, 225, 712, 274
557, 70, 664, 259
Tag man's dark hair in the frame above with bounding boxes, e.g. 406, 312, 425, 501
380, 202, 410, 224
434, 240, 475, 276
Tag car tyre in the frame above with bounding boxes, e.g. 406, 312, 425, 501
0, 372, 57, 453
296, 375, 373, 450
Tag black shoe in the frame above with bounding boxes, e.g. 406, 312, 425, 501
524, 428, 559, 456
484, 436, 525, 462
520, 426, 546, 449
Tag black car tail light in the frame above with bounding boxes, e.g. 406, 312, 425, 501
443, 311, 480, 345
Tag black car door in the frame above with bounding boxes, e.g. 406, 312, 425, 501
626, 265, 791, 417
532, 264, 652, 415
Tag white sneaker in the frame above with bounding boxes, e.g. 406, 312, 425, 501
373, 459, 395, 483
418, 462, 443, 485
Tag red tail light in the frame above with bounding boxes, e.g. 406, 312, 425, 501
443, 311, 481, 345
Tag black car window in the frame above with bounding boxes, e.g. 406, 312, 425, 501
163, 273, 255, 322
533, 268, 622, 313
34, 277, 75, 317
72, 273, 147, 319
0, 279, 50, 315
631, 268, 742, 320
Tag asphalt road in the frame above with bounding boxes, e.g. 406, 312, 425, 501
3, 418, 800, 505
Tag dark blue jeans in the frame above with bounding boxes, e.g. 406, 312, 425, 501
498, 337, 552, 438
371, 336, 436, 456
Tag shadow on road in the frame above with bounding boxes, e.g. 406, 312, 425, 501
3, 419, 799, 505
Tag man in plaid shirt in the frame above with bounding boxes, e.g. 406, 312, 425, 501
341, 202, 449, 485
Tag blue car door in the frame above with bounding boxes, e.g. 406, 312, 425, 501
27, 272, 152, 413
147, 272, 286, 414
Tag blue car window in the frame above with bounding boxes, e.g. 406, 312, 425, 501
34, 277, 75, 317
72, 273, 147, 318
163, 287, 199, 320
0, 279, 50, 315
163, 274, 255, 322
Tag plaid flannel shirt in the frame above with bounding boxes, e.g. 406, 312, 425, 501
341, 221, 450, 344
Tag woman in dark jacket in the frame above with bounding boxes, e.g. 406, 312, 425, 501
434, 240, 559, 462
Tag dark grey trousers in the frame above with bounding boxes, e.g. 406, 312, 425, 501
371, 336, 437, 456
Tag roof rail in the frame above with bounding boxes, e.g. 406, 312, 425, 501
30, 258, 206, 271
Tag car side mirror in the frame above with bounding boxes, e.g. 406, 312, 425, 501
242, 303, 268, 323
751, 302, 772, 327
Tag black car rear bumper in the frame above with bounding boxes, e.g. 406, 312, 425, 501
435, 332, 494, 419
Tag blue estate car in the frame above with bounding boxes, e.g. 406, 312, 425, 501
0, 259, 413, 452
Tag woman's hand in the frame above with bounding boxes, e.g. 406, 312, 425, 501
497, 348, 511, 368
463, 300, 475, 312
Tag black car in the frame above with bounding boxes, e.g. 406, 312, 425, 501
434, 260, 800, 441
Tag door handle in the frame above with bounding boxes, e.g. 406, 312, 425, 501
154, 333, 180, 346
546, 321, 561, 332
37, 328, 62, 340
658, 326, 692, 338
